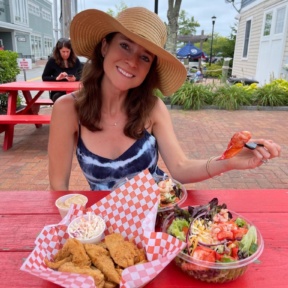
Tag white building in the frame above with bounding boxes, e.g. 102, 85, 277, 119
232, 0, 288, 85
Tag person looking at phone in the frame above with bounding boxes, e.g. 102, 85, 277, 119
42, 38, 83, 102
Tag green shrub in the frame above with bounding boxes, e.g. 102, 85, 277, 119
213, 84, 254, 110
0, 50, 20, 83
205, 63, 222, 78
253, 80, 288, 106
171, 81, 213, 110
0, 50, 21, 110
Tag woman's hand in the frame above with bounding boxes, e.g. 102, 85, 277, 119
56, 72, 68, 81
65, 74, 76, 82
227, 139, 281, 170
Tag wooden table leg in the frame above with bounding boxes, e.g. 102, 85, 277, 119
2, 91, 17, 150
21, 90, 42, 128
3, 124, 15, 150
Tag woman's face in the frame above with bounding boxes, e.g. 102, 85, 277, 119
59, 47, 71, 60
101, 33, 155, 91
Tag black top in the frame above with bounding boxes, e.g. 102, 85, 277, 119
42, 57, 83, 82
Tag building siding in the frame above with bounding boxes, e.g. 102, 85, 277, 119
0, 0, 53, 60
233, 0, 288, 83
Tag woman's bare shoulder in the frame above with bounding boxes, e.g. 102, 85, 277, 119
51, 94, 78, 124
151, 96, 170, 119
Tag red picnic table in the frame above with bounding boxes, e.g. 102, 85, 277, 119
0, 189, 287, 287
0, 81, 80, 150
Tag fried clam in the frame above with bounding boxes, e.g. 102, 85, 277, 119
58, 262, 105, 288
44, 255, 72, 270
105, 233, 142, 268
84, 243, 121, 285
54, 238, 91, 267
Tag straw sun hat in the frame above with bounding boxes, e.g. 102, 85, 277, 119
70, 7, 187, 96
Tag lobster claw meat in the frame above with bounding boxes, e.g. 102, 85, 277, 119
219, 131, 252, 160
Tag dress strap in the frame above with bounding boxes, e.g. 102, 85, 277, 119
71, 92, 76, 99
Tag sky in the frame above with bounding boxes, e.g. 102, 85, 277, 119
76, 0, 240, 37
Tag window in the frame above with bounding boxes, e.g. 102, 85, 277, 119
28, 2, 40, 17
44, 37, 53, 56
14, 0, 28, 25
263, 12, 272, 36
42, 9, 51, 21
31, 35, 42, 59
274, 7, 286, 34
243, 20, 251, 58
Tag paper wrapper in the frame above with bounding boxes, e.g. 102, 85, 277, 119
21, 169, 186, 288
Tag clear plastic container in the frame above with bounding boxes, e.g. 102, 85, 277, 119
154, 175, 187, 229
162, 208, 264, 283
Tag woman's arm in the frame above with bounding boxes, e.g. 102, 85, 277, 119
42, 58, 58, 81
151, 98, 281, 184
48, 95, 78, 190
74, 58, 83, 81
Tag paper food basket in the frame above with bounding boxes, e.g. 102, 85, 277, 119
21, 169, 186, 288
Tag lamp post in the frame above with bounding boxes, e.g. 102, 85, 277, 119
154, 0, 158, 14
209, 16, 216, 66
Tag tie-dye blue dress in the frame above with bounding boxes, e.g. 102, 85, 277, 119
76, 128, 165, 191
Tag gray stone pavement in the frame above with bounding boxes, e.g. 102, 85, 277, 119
0, 107, 287, 191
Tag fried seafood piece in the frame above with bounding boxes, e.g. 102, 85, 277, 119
53, 238, 91, 267
219, 131, 252, 160
84, 243, 121, 284
105, 233, 138, 268
134, 247, 147, 264
58, 262, 105, 288
44, 255, 72, 270
104, 281, 118, 288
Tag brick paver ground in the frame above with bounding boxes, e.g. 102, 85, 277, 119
0, 107, 287, 191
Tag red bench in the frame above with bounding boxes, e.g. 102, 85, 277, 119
0, 114, 51, 124
34, 98, 53, 106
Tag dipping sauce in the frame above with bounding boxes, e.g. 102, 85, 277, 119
56, 194, 88, 209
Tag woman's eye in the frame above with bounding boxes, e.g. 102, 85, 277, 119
120, 43, 129, 50
141, 55, 150, 63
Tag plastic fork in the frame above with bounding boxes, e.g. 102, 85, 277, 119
244, 142, 265, 150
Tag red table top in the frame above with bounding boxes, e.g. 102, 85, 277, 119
0, 189, 287, 287
0, 81, 80, 92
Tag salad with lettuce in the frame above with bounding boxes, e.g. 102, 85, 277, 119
167, 198, 259, 264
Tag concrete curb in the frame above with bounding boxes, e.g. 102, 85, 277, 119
166, 104, 288, 111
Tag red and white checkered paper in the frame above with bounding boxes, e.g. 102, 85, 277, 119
21, 169, 186, 288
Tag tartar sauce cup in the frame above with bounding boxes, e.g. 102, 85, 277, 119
55, 194, 88, 218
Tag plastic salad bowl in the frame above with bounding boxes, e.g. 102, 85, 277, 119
162, 199, 264, 283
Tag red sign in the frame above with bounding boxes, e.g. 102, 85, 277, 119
17, 58, 32, 70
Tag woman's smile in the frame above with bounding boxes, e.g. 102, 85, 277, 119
117, 66, 135, 78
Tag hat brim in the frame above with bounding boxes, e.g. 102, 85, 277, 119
70, 9, 187, 95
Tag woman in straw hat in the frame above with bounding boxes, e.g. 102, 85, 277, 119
48, 7, 280, 191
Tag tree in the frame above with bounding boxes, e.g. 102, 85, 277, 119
166, 0, 182, 55
178, 10, 200, 36
106, 1, 128, 17
225, 0, 241, 13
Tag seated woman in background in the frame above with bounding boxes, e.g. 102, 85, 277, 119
42, 38, 82, 102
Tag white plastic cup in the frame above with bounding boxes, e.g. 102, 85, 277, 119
55, 194, 88, 218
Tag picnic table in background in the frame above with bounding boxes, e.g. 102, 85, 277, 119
0, 188, 287, 287
0, 81, 80, 150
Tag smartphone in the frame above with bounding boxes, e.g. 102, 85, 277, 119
67, 74, 73, 77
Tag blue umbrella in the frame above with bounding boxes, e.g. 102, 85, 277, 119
176, 42, 204, 58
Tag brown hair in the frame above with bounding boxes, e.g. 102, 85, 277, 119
53, 38, 77, 68
76, 33, 159, 139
